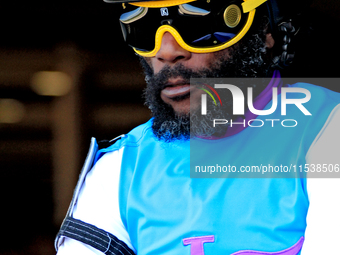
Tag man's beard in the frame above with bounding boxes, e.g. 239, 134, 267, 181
141, 31, 272, 142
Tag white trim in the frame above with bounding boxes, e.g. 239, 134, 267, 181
302, 104, 340, 254
57, 147, 136, 254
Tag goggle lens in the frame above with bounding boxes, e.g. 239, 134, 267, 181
119, 1, 258, 56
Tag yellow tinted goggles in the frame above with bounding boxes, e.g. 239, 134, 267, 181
119, 0, 267, 57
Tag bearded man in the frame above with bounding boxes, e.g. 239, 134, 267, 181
55, 0, 340, 254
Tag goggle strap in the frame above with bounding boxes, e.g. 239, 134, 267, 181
242, 0, 267, 13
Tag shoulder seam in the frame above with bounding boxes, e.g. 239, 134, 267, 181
98, 134, 126, 150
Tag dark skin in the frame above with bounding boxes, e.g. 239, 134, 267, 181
143, 32, 275, 115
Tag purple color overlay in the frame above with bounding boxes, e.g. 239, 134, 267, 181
183, 235, 215, 255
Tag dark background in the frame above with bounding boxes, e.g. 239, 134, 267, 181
0, 0, 339, 254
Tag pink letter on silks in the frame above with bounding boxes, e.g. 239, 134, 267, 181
183, 235, 215, 255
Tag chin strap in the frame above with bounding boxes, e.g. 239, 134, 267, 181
271, 20, 298, 69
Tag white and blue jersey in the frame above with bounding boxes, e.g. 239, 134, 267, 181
55, 83, 340, 255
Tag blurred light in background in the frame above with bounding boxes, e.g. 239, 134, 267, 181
0, 98, 26, 123
30, 71, 73, 96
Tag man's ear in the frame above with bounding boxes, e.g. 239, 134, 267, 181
265, 33, 275, 49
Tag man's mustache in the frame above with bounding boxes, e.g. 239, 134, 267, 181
148, 64, 209, 91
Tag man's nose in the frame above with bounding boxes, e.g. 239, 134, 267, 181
155, 32, 191, 64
